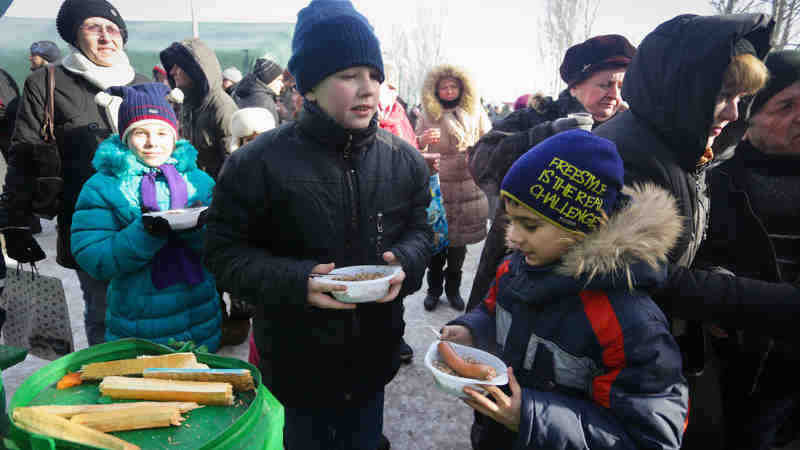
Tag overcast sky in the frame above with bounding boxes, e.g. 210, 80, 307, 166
7, 0, 716, 102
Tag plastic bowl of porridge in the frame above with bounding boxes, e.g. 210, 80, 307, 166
142, 206, 208, 230
424, 340, 508, 398
321, 265, 402, 303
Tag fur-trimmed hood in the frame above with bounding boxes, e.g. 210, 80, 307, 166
421, 64, 479, 122
558, 182, 682, 289
509, 183, 683, 292
92, 135, 199, 178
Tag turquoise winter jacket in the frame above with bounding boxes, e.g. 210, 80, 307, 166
71, 136, 221, 351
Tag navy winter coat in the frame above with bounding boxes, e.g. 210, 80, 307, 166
452, 184, 689, 449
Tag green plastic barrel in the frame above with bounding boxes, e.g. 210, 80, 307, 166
2, 339, 283, 450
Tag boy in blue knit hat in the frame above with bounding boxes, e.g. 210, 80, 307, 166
441, 130, 690, 449
202, 1, 432, 449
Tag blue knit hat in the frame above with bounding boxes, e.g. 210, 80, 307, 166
500, 130, 624, 234
288, 0, 384, 95
30, 41, 62, 63
106, 83, 180, 143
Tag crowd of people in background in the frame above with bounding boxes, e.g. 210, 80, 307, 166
1, 0, 800, 449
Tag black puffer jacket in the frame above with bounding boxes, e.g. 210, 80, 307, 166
596, 14, 772, 266
593, 14, 795, 332
593, 14, 797, 448
4, 64, 148, 268
231, 72, 280, 125
204, 101, 432, 407
593, 14, 800, 335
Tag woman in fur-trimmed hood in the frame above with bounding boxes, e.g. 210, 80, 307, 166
417, 63, 492, 311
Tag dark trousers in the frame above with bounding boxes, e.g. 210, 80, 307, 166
283, 390, 384, 450
467, 209, 509, 311
427, 245, 467, 296
75, 269, 108, 346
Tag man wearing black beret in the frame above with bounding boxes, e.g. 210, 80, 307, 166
29, 41, 62, 71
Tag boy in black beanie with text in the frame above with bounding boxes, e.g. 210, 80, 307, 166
202, 1, 432, 449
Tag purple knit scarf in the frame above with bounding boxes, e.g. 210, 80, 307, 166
141, 164, 204, 290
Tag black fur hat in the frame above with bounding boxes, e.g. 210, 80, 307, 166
56, 0, 128, 47
560, 35, 636, 87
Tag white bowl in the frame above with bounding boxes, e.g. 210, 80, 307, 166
143, 206, 208, 231
424, 340, 508, 398
323, 265, 402, 303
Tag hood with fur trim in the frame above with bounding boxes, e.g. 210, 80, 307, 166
160, 38, 223, 107
92, 135, 199, 179
421, 64, 479, 122
508, 183, 683, 291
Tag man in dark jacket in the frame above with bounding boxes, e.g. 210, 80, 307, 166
593, 13, 800, 448
204, 2, 430, 448
231, 56, 283, 126
1, 0, 149, 346
160, 38, 237, 180
696, 49, 800, 449
221, 66, 242, 95
466, 34, 635, 313
29, 40, 61, 71
160, 38, 242, 345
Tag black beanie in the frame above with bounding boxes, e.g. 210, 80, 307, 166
255, 58, 284, 86
288, 0, 384, 95
56, 0, 128, 47
750, 50, 800, 116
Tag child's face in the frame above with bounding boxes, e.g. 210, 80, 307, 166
505, 199, 575, 267
306, 66, 381, 130
128, 124, 175, 168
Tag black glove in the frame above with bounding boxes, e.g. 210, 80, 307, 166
2, 228, 46, 263
196, 207, 209, 227
551, 114, 594, 134
141, 215, 171, 237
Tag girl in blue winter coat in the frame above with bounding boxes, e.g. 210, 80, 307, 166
71, 83, 222, 351
441, 130, 689, 449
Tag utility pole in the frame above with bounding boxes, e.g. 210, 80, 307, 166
190, 0, 199, 38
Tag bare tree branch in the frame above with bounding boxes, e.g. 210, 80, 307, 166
538, 0, 601, 94
359, 1, 449, 105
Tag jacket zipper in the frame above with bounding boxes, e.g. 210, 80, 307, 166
376, 212, 384, 257
342, 134, 361, 352
342, 134, 358, 237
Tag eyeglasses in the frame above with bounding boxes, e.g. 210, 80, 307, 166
81, 23, 122, 37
